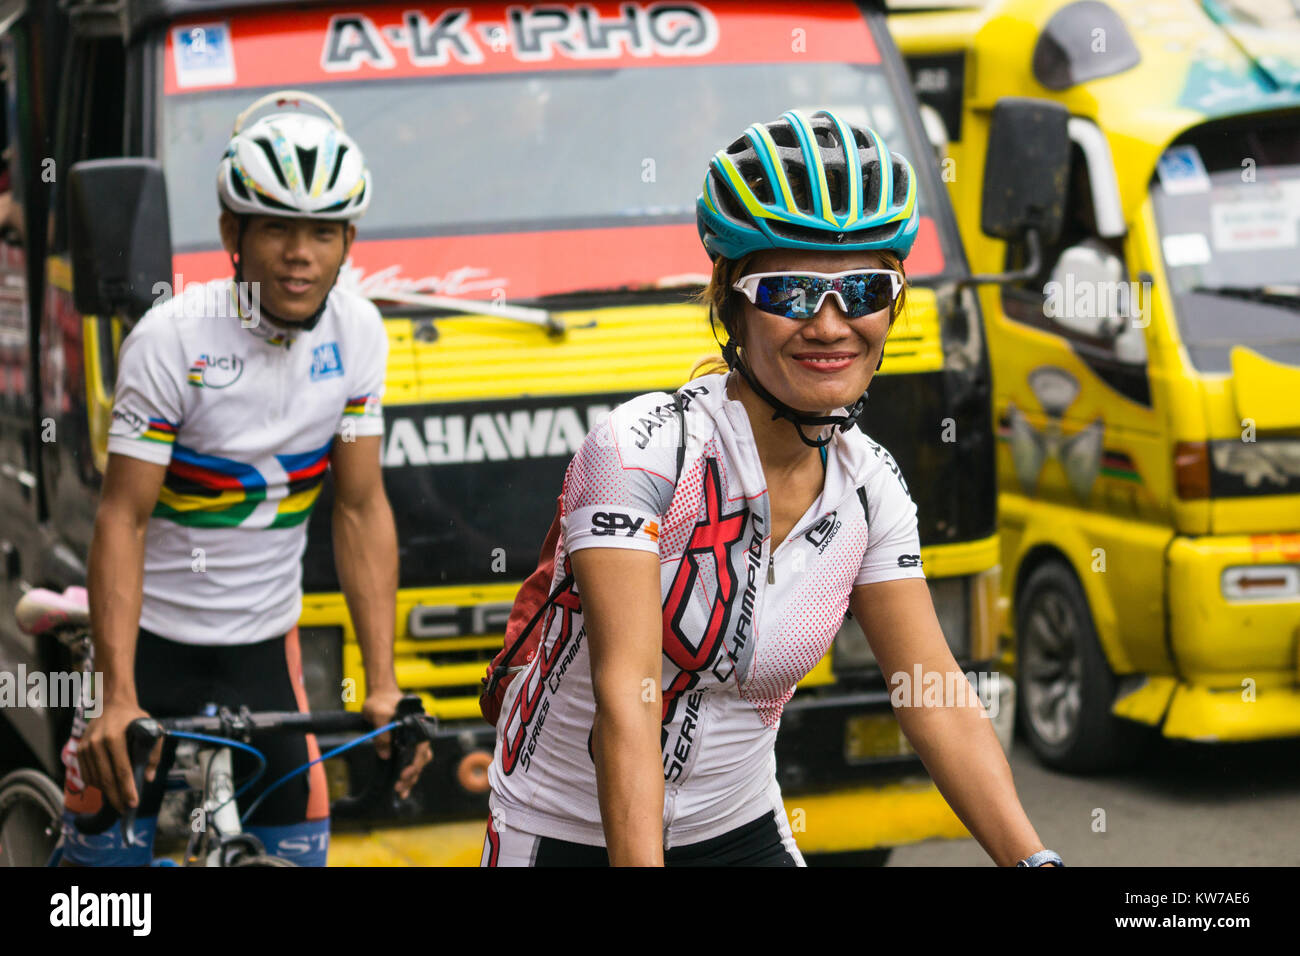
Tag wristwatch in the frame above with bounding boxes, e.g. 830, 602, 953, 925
1016, 849, 1064, 867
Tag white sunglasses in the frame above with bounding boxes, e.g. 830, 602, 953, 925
732, 269, 903, 319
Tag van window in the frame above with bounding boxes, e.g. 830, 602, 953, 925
51, 36, 127, 253
1001, 142, 1142, 362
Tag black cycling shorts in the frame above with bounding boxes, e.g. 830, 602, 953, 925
481, 809, 804, 866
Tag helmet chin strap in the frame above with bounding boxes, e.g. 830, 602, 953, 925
722, 340, 874, 449
231, 216, 339, 334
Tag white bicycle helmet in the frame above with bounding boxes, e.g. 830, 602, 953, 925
216, 89, 370, 221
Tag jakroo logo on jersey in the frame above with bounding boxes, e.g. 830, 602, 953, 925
187, 353, 244, 389
804, 511, 841, 552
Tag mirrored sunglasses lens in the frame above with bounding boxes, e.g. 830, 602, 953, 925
754, 276, 823, 317
837, 274, 895, 316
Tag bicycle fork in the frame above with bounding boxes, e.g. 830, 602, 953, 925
184, 746, 243, 866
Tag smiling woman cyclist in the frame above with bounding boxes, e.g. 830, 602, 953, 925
482, 109, 1062, 868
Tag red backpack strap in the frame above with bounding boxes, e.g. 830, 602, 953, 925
482, 496, 573, 701
482, 391, 688, 709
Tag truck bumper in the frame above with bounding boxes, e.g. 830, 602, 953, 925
1149, 536, 1300, 741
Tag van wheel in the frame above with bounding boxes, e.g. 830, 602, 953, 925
1015, 562, 1151, 772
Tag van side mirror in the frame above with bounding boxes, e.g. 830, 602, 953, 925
980, 97, 1070, 245
68, 159, 173, 320
958, 97, 1071, 288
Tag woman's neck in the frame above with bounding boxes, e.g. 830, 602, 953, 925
726, 371, 824, 476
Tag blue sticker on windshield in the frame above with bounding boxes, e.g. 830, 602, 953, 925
1157, 145, 1210, 195
173, 22, 236, 89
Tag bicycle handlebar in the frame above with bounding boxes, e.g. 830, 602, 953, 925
73, 695, 436, 843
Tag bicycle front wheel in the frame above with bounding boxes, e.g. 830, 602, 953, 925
0, 769, 65, 867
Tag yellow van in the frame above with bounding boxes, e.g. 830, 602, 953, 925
892, 0, 1300, 769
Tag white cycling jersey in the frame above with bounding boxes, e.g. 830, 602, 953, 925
105, 278, 386, 645
487, 370, 925, 849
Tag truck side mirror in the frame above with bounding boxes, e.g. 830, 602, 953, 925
980, 97, 1070, 247
68, 159, 173, 320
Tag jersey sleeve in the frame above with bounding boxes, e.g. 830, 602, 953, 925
339, 299, 387, 438
854, 444, 926, 586
105, 313, 187, 466
560, 392, 680, 556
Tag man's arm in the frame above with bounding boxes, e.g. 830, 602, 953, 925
850, 578, 1055, 866
330, 433, 397, 693
330, 433, 428, 794
80, 454, 168, 811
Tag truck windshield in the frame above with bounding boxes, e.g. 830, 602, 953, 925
162, 62, 938, 299
1151, 122, 1300, 372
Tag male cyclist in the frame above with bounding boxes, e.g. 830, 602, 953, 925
58, 91, 430, 866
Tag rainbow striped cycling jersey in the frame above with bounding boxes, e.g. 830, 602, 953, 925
106, 279, 386, 645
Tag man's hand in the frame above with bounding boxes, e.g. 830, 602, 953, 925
79, 700, 164, 813
362, 687, 433, 800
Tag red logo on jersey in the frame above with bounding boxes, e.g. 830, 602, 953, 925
500, 566, 583, 775
660, 456, 748, 720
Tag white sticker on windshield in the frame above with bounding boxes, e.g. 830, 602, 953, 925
1157, 145, 1210, 195
1211, 199, 1297, 251
1161, 232, 1212, 267
173, 22, 236, 89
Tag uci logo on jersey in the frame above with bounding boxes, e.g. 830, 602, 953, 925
310, 342, 344, 381
188, 353, 244, 389
591, 512, 648, 537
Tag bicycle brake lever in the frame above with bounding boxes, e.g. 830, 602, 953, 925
121, 719, 163, 847
330, 696, 434, 819
72, 717, 163, 840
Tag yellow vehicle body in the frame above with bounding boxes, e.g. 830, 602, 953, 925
891, 0, 1300, 750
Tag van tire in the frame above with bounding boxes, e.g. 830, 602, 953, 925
1015, 561, 1151, 772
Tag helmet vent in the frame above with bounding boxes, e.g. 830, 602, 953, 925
782, 159, 812, 214
814, 125, 839, 149
326, 144, 349, 190
254, 137, 290, 190
892, 158, 910, 205
825, 167, 845, 215
296, 146, 317, 192
862, 167, 880, 212
768, 124, 797, 149
737, 160, 774, 205
228, 170, 251, 202
712, 169, 750, 222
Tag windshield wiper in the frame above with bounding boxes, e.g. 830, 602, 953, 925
1189, 284, 1300, 310
364, 288, 568, 334
530, 274, 712, 302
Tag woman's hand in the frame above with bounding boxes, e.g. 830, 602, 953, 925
571, 546, 665, 866
850, 578, 1052, 867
